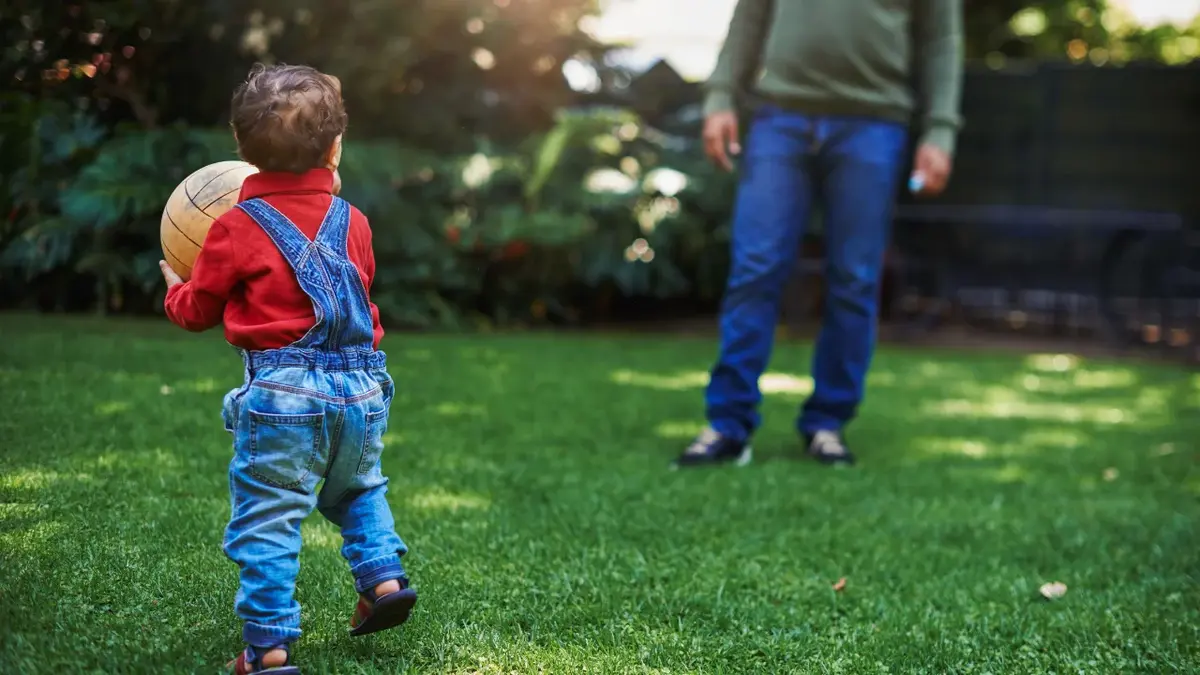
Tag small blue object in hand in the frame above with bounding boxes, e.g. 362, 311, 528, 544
908, 174, 924, 193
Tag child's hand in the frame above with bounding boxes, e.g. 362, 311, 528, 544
159, 260, 183, 289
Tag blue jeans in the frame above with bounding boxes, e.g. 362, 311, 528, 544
706, 106, 908, 442
222, 350, 407, 648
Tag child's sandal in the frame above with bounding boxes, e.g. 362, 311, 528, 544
224, 645, 301, 675
349, 579, 418, 637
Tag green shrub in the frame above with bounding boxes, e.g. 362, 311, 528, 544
1, 106, 736, 326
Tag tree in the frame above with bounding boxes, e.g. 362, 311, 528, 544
0, 0, 605, 315
964, 0, 1198, 64
1, 0, 602, 146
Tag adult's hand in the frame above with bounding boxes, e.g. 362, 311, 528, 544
703, 111, 741, 172
911, 143, 952, 196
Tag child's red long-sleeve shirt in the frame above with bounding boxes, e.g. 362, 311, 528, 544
163, 168, 384, 351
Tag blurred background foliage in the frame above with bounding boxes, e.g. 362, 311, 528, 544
1, 0, 1196, 327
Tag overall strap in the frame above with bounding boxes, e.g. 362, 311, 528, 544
236, 195, 375, 356
236, 198, 315, 273
313, 197, 352, 257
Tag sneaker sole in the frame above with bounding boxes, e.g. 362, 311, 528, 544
670, 446, 753, 470
734, 446, 753, 466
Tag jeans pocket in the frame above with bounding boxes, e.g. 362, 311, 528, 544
248, 410, 324, 489
357, 408, 388, 475
222, 387, 245, 433
372, 369, 395, 406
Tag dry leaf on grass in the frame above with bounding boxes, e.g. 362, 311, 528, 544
833, 577, 847, 592
1039, 581, 1067, 600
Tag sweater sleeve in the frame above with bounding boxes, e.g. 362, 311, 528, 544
163, 220, 237, 332
362, 222, 383, 344
350, 208, 385, 348
912, 0, 965, 156
703, 0, 774, 117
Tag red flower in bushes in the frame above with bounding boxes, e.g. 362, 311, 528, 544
500, 240, 529, 260
446, 225, 527, 259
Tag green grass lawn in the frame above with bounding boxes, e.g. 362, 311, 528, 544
1, 314, 1198, 674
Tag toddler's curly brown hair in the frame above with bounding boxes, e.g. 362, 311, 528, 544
230, 64, 347, 174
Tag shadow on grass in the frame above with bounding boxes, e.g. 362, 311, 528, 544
608, 346, 1194, 458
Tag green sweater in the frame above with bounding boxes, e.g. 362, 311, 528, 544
704, 0, 964, 154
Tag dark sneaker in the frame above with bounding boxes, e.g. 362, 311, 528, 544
805, 430, 855, 465
672, 426, 752, 469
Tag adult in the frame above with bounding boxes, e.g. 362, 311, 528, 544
675, 0, 963, 468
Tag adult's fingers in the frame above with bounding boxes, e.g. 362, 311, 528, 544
723, 121, 741, 160
704, 129, 732, 171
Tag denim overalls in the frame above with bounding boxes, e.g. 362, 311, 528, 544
220, 196, 407, 649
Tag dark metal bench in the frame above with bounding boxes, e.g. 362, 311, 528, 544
886, 204, 1195, 354
894, 205, 1183, 231
781, 204, 1198, 360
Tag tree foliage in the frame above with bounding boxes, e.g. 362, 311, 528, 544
965, 0, 1200, 63
1, 0, 602, 144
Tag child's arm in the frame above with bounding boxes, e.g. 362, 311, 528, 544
161, 220, 239, 332
352, 211, 385, 345
362, 226, 384, 335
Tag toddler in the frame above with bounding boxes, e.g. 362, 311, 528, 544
160, 64, 416, 675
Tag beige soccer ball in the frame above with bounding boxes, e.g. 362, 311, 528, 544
160, 160, 259, 281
